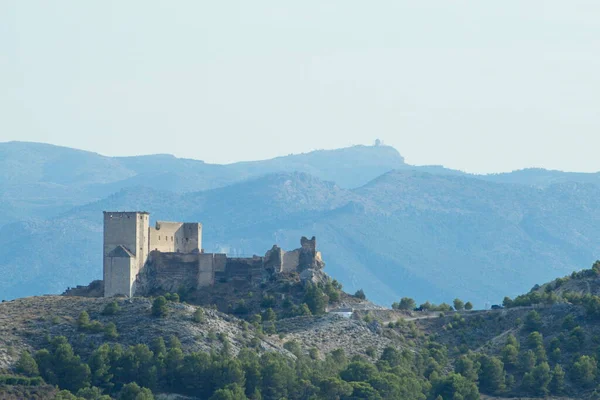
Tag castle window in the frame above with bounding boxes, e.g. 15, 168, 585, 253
171, 236, 174, 241
158, 236, 161, 240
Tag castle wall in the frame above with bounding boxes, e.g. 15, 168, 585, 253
282, 250, 300, 273
149, 221, 183, 253
149, 221, 202, 253
103, 212, 149, 297
136, 213, 150, 272
181, 223, 202, 253
142, 252, 200, 293
104, 254, 136, 297
103, 212, 142, 258
198, 253, 216, 287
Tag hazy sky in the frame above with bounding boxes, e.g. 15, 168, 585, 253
2, 1, 599, 173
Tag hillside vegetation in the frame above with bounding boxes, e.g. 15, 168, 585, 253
7, 264, 600, 398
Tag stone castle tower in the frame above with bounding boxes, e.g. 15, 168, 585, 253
103, 211, 202, 297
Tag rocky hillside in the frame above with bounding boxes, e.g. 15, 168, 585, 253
0, 296, 387, 372
5, 264, 600, 399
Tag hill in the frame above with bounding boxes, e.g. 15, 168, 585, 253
4, 265, 600, 399
0, 294, 417, 400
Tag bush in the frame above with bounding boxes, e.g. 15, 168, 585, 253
101, 301, 120, 316
164, 293, 180, 303
152, 296, 168, 317
193, 308, 206, 323
354, 289, 366, 300
77, 311, 91, 330
392, 297, 416, 310
119, 382, 154, 400
15, 351, 39, 377
104, 322, 119, 340
524, 311, 542, 332
453, 298, 465, 311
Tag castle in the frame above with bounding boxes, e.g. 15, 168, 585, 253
103, 211, 324, 297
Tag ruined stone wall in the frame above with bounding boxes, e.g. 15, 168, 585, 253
217, 257, 263, 285
136, 251, 201, 295
282, 250, 300, 273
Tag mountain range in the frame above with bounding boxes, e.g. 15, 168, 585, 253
2, 140, 600, 306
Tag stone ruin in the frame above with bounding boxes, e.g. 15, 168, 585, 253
102, 211, 324, 298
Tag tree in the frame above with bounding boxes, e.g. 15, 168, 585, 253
210, 383, 248, 400
324, 281, 341, 303
453, 298, 465, 311
263, 308, 276, 322
304, 283, 328, 315
395, 297, 416, 310
521, 362, 551, 396
165, 292, 180, 303
193, 308, 206, 323
549, 364, 565, 394
354, 289, 366, 300
566, 326, 586, 351
152, 296, 168, 317
524, 311, 542, 332
518, 350, 536, 373
340, 361, 378, 382
88, 344, 114, 391
348, 381, 382, 400
118, 382, 154, 400
15, 351, 39, 377
319, 377, 353, 399
478, 355, 505, 394
571, 355, 597, 388
35, 337, 91, 392
77, 311, 91, 329
501, 344, 519, 368
299, 303, 312, 316
464, 302, 473, 311
104, 322, 119, 340
431, 373, 479, 400
76, 386, 112, 400
54, 391, 81, 400
562, 315, 577, 330
455, 355, 478, 382
101, 301, 120, 316
527, 331, 543, 349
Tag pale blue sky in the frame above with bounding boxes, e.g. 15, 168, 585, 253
1, 1, 599, 173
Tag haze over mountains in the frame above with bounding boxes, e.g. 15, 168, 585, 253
2, 140, 600, 306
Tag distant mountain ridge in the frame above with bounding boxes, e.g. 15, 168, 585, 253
0, 141, 406, 227
2, 141, 600, 308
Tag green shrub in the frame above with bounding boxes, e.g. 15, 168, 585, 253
101, 301, 120, 316
152, 296, 168, 317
